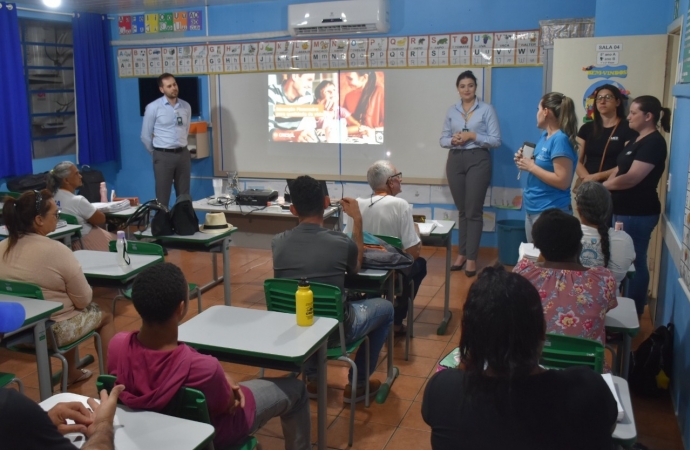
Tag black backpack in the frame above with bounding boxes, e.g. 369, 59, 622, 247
78, 165, 106, 203
7, 172, 48, 192
628, 323, 674, 396
170, 194, 199, 236
125, 200, 174, 236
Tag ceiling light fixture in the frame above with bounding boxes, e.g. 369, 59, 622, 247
43, 0, 62, 8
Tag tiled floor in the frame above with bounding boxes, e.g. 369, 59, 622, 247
0, 244, 684, 449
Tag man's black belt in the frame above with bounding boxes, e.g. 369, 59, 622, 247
154, 146, 186, 153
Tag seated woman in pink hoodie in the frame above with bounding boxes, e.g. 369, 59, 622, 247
108, 263, 311, 449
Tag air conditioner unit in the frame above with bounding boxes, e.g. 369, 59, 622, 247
288, 0, 389, 37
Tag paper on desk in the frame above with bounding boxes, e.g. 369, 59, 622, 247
418, 221, 438, 236
518, 243, 540, 261
602, 374, 625, 421
91, 200, 131, 213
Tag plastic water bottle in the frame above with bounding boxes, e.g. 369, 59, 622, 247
296, 278, 314, 327
99, 182, 107, 202
116, 230, 128, 268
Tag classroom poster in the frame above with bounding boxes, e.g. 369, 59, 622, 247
491, 187, 523, 209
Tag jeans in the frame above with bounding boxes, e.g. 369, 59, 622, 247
613, 214, 659, 315
525, 205, 573, 243
243, 377, 311, 450
395, 257, 428, 325
304, 297, 393, 384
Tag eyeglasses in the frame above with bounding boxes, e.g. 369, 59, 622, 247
33, 190, 42, 215
54, 209, 62, 220
596, 94, 614, 102
388, 172, 402, 182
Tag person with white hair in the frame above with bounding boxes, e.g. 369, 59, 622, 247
345, 160, 427, 336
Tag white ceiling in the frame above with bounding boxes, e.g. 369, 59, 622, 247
16, 0, 280, 15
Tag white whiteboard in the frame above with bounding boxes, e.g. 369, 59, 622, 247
216, 68, 485, 183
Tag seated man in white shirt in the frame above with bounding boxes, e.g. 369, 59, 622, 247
346, 160, 427, 335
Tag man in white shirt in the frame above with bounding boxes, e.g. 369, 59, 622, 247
345, 160, 427, 334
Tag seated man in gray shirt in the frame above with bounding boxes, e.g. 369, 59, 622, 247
272, 175, 394, 403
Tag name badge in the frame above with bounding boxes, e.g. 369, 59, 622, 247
176, 116, 183, 126
462, 128, 469, 132
610, 136, 619, 141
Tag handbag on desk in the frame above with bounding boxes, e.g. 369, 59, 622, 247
125, 199, 174, 235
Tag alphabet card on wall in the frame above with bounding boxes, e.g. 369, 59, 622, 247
450, 34, 472, 66
192, 45, 208, 73
408, 36, 429, 67
429, 35, 450, 66
388, 36, 408, 68
177, 46, 193, 74
368, 38, 388, 67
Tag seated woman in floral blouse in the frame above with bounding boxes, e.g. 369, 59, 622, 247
513, 208, 617, 347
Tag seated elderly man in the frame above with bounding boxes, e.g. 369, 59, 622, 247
345, 160, 427, 335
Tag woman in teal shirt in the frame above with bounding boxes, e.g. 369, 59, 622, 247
515, 92, 579, 242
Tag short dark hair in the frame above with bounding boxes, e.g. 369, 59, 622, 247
456, 70, 477, 87
131, 263, 188, 324
531, 209, 583, 262
460, 265, 544, 381
290, 175, 325, 218
157, 73, 176, 88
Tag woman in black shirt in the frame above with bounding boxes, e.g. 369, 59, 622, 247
421, 266, 617, 450
604, 95, 671, 316
576, 84, 637, 183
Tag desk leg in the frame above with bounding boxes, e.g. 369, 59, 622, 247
622, 334, 632, 379
437, 235, 453, 335
222, 237, 231, 306
377, 273, 399, 404
317, 342, 327, 450
34, 320, 53, 401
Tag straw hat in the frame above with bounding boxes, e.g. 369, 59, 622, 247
200, 212, 232, 234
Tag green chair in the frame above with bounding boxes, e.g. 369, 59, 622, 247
264, 278, 369, 447
97, 375, 256, 450
374, 234, 415, 361
0, 191, 21, 200
0, 279, 104, 393
0, 372, 24, 393
540, 333, 605, 373
107, 240, 201, 314
59, 212, 85, 250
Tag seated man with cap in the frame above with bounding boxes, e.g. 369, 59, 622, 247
345, 160, 427, 335
272, 175, 394, 403
0, 302, 124, 450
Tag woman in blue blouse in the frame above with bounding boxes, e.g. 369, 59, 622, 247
515, 92, 579, 243
440, 70, 501, 277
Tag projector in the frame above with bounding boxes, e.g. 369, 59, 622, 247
237, 189, 279, 206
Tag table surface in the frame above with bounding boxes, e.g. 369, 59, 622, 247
179, 305, 338, 363
0, 223, 82, 239
0, 294, 63, 327
425, 219, 455, 237
104, 206, 140, 217
193, 198, 340, 218
605, 297, 640, 333
134, 227, 236, 245
40, 392, 215, 450
612, 375, 637, 442
74, 250, 163, 281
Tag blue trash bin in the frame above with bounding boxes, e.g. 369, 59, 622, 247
496, 220, 527, 266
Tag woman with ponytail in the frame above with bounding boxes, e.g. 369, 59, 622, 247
342, 71, 384, 139
576, 181, 635, 291
515, 92, 579, 242
47, 161, 113, 251
604, 95, 671, 316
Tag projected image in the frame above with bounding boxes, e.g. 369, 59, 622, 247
267, 71, 385, 144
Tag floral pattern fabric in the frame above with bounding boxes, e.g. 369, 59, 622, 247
513, 259, 617, 346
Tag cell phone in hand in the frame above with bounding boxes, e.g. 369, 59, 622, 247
517, 142, 537, 180
522, 142, 536, 160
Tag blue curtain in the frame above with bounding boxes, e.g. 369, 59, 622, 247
0, 2, 32, 178
72, 12, 120, 165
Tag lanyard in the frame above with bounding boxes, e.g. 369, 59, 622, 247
460, 107, 476, 131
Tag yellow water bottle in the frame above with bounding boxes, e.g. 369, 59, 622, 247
296, 278, 314, 326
